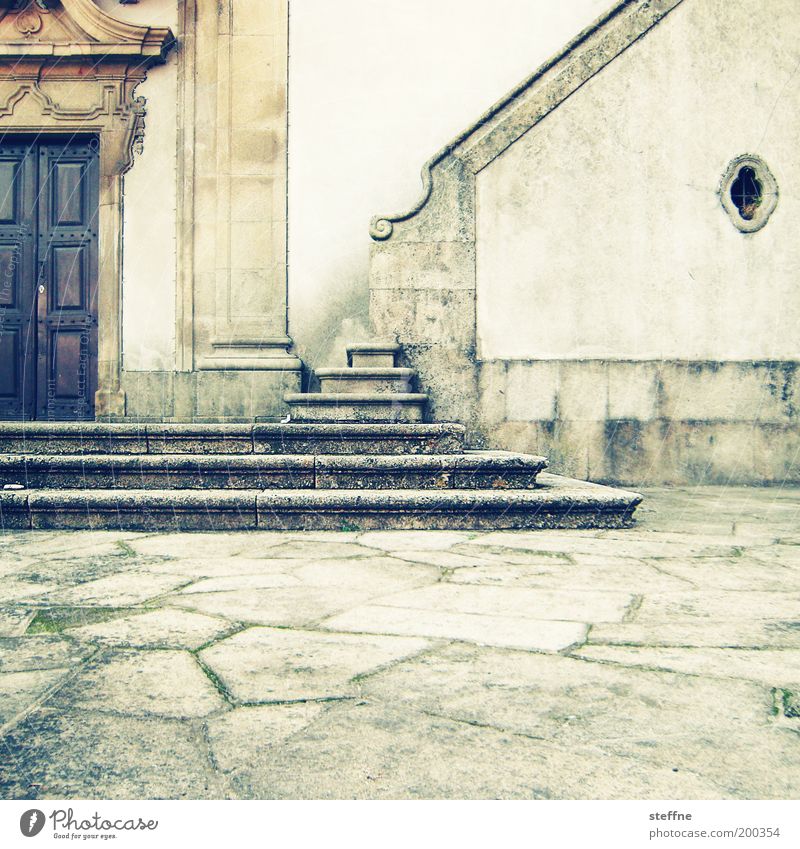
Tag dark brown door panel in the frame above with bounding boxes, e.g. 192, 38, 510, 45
0, 144, 36, 420
0, 138, 101, 423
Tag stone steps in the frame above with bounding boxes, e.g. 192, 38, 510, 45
316, 367, 415, 394
284, 393, 427, 423
0, 422, 465, 455
286, 341, 427, 423
0, 474, 642, 531
0, 451, 546, 491
346, 342, 400, 369
0, 343, 643, 531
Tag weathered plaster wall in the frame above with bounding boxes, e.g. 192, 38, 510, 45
476, 0, 800, 361
96, 0, 178, 373
369, 0, 800, 484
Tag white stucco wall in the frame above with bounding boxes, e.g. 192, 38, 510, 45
96, 0, 178, 372
288, 0, 609, 368
476, 0, 800, 361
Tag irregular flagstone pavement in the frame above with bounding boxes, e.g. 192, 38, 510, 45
0, 487, 799, 800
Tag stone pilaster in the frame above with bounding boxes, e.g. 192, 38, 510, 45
187, 0, 300, 417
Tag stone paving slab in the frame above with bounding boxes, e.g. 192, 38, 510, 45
572, 645, 800, 687
211, 700, 725, 800
0, 486, 798, 799
358, 643, 773, 745
66, 609, 235, 650
588, 621, 800, 649
199, 627, 431, 703
169, 587, 387, 628
635, 590, 800, 622
47, 650, 226, 719
0, 668, 71, 729
322, 604, 588, 652
373, 584, 633, 623
41, 572, 192, 607
0, 708, 226, 799
0, 607, 33, 636
0, 636, 94, 672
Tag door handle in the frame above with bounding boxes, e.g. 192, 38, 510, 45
38, 285, 45, 295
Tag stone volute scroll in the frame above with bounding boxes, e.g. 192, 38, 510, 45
0, 0, 174, 418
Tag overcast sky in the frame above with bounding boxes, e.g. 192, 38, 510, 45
288, 0, 611, 325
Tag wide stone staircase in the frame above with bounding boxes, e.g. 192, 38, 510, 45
0, 343, 641, 531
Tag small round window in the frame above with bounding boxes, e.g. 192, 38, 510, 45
720, 155, 778, 233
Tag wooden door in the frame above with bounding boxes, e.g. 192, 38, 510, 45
0, 144, 37, 420
0, 138, 99, 421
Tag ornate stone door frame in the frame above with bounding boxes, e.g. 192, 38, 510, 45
0, 0, 174, 418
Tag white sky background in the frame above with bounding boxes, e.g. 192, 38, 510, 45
287, 0, 611, 354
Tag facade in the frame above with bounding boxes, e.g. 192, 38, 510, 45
0, 0, 797, 487
0, 0, 299, 425
370, 0, 800, 486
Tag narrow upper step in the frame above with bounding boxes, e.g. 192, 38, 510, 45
346, 342, 401, 369
316, 367, 415, 394
285, 393, 427, 423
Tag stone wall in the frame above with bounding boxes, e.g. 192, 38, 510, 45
112, 0, 301, 420
368, 0, 800, 484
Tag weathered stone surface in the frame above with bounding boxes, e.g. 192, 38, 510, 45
214, 699, 721, 800
207, 703, 328, 778
346, 342, 400, 369
0, 487, 797, 800
367, 583, 632, 623
257, 475, 642, 531
67, 609, 233, 650
0, 423, 147, 456
235, 539, 377, 560
253, 423, 465, 455
49, 650, 225, 719
28, 491, 259, 531
0, 708, 226, 799
358, 530, 473, 551
588, 621, 800, 649
145, 424, 254, 455
0, 668, 70, 729
176, 556, 436, 597
43, 573, 191, 607
457, 529, 742, 559
284, 393, 427, 423
361, 643, 768, 745
0, 579, 55, 604
0, 490, 30, 529
170, 587, 381, 629
445, 555, 691, 592
0, 636, 93, 673
0, 530, 145, 560
635, 591, 800, 623
317, 367, 416, 394
199, 627, 431, 703
572, 645, 800, 687
322, 604, 587, 652
0, 608, 34, 636
315, 451, 546, 490
643, 554, 800, 591
0, 454, 315, 490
